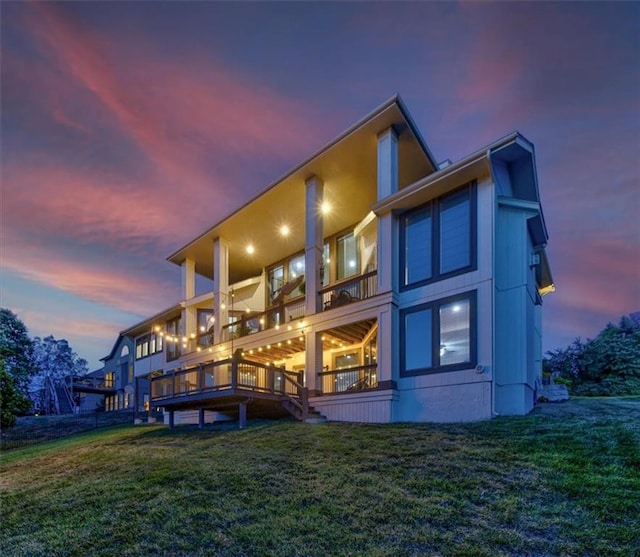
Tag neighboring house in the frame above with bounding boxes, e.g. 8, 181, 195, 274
73, 335, 147, 414
124, 95, 554, 426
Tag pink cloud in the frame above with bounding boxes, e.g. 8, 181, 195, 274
2, 236, 177, 317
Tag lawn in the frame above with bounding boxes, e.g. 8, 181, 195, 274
1, 398, 638, 557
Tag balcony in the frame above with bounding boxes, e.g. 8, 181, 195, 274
150, 356, 310, 421
319, 364, 378, 394
220, 297, 306, 342
320, 270, 377, 311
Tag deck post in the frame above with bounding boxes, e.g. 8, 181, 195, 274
198, 408, 205, 428
239, 402, 247, 429
168, 410, 175, 429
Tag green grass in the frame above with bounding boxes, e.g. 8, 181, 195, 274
1, 398, 639, 556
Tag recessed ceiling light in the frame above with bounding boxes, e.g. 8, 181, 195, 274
280, 225, 290, 236
246, 244, 255, 255
321, 201, 331, 215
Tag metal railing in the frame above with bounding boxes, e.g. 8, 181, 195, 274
220, 297, 305, 341
319, 270, 377, 311
150, 357, 307, 413
318, 364, 378, 394
70, 376, 115, 391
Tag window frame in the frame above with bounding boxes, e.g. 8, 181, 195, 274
400, 181, 477, 291
400, 290, 477, 377
135, 332, 163, 361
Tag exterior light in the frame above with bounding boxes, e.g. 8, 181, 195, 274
190, 333, 196, 339
280, 225, 290, 236
246, 244, 255, 255
287, 340, 292, 345
154, 325, 160, 332
321, 201, 331, 215
287, 325, 292, 331
266, 344, 271, 349
182, 336, 187, 343
200, 326, 205, 332
197, 347, 202, 352
221, 303, 226, 310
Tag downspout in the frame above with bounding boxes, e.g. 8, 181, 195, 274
487, 149, 499, 418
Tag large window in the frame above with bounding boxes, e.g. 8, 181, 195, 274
337, 232, 359, 280
197, 309, 215, 347
166, 317, 182, 362
135, 333, 163, 360
401, 182, 476, 289
400, 291, 476, 376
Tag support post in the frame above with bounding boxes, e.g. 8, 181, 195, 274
213, 238, 230, 344
169, 410, 175, 429
199, 408, 205, 429
239, 402, 247, 429
305, 175, 324, 316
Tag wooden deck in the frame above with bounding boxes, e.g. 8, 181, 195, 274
150, 356, 310, 426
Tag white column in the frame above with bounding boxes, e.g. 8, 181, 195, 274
305, 175, 324, 316
377, 127, 398, 201
181, 259, 196, 345
305, 330, 322, 395
377, 305, 397, 386
182, 259, 196, 300
213, 238, 230, 345
377, 213, 395, 294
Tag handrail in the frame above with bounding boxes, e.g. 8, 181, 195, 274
319, 270, 378, 311
318, 270, 377, 297
150, 356, 308, 417
319, 364, 378, 394
220, 297, 305, 340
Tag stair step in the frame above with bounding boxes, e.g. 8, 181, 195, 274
304, 416, 328, 424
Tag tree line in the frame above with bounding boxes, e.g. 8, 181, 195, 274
543, 313, 640, 396
0, 308, 88, 431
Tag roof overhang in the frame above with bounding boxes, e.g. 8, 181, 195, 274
121, 305, 183, 338
166, 95, 437, 283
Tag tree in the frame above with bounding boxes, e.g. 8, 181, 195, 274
0, 308, 35, 402
0, 360, 31, 431
30, 336, 88, 411
544, 314, 640, 396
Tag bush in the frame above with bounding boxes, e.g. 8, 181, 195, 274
544, 314, 640, 396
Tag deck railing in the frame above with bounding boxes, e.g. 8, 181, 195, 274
318, 364, 378, 394
70, 376, 115, 392
150, 357, 306, 406
220, 297, 306, 342
319, 270, 377, 311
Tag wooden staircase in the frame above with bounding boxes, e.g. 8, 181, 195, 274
280, 397, 327, 423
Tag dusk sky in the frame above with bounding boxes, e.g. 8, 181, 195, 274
1, 1, 638, 371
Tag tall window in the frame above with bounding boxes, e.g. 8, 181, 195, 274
401, 182, 476, 288
166, 317, 182, 362
337, 232, 359, 280
288, 254, 305, 298
135, 333, 163, 360
268, 265, 284, 304
400, 291, 476, 376
197, 309, 215, 347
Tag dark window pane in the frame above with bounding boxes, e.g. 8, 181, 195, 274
440, 188, 470, 274
439, 299, 471, 365
405, 309, 432, 370
404, 206, 432, 285
337, 233, 359, 280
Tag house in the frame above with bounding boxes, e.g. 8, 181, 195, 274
72, 335, 147, 414
123, 95, 554, 426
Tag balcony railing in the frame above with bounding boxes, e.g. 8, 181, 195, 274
320, 270, 377, 311
318, 364, 378, 394
151, 357, 305, 402
220, 297, 306, 341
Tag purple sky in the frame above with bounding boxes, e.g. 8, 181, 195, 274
2, 2, 639, 370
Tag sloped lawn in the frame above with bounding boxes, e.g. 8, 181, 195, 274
1, 397, 638, 556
